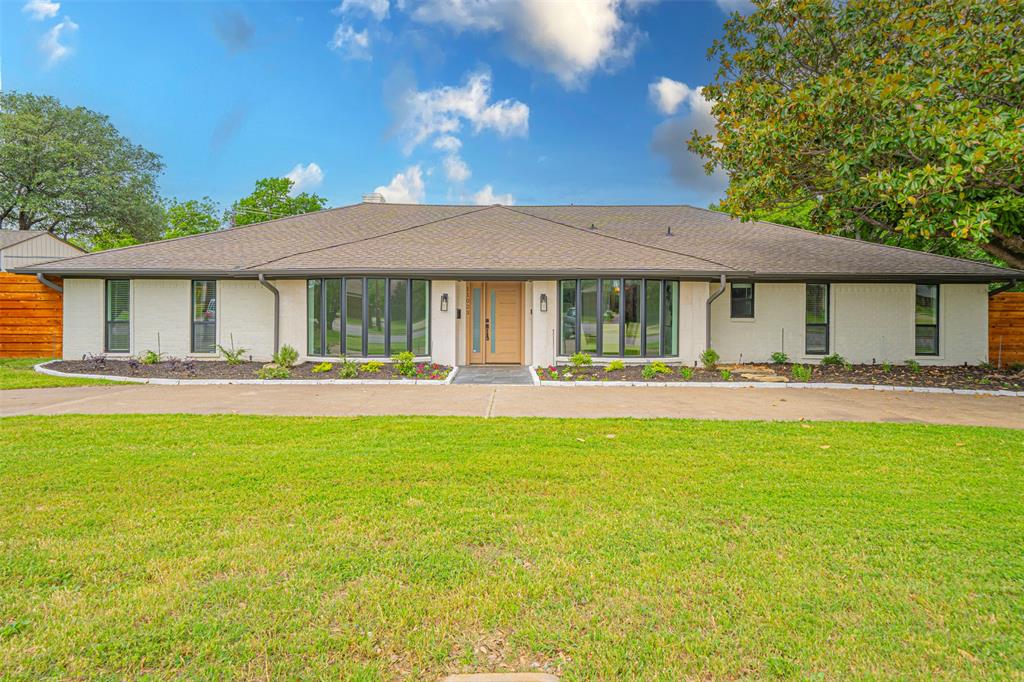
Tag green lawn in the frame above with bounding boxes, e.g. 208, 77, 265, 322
0, 358, 113, 390
1, 416, 1022, 680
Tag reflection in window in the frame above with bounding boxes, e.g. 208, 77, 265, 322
805, 283, 829, 355
307, 278, 428, 357
559, 278, 678, 357
915, 284, 939, 355
411, 280, 429, 356
191, 280, 216, 353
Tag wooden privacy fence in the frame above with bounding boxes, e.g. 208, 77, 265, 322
989, 291, 1024, 367
0, 273, 63, 358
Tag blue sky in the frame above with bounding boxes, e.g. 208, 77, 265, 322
4, 0, 746, 210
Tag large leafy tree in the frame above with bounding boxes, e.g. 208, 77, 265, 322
163, 197, 221, 240
0, 91, 164, 245
228, 177, 328, 227
690, 0, 1024, 268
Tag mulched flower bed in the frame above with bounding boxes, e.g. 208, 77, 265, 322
47, 359, 452, 381
536, 362, 1024, 391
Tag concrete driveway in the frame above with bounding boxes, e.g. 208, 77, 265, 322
3, 384, 1022, 428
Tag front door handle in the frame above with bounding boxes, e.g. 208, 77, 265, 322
485, 318, 490, 341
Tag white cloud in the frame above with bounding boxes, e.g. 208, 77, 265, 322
648, 76, 693, 116
411, 0, 642, 89
333, 0, 389, 21
40, 16, 77, 67
285, 163, 325, 194
374, 165, 426, 203
471, 184, 514, 205
443, 154, 471, 183
329, 23, 371, 60
432, 135, 462, 153
400, 69, 528, 152
649, 83, 727, 195
22, 0, 59, 20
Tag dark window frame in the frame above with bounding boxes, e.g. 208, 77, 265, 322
730, 282, 755, 319
915, 283, 940, 356
805, 282, 830, 356
190, 280, 217, 354
306, 277, 430, 358
104, 279, 130, 353
558, 278, 677, 358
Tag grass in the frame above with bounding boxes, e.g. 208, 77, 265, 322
0, 358, 113, 390
1, 415, 1022, 680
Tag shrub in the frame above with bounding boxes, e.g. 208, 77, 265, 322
83, 353, 107, 369
881, 362, 893, 372
337, 358, 358, 379
905, 359, 921, 373
273, 344, 299, 369
570, 352, 593, 368
700, 348, 720, 370
604, 359, 625, 372
821, 353, 849, 367
642, 361, 673, 380
217, 338, 248, 366
791, 364, 812, 382
770, 351, 789, 364
311, 362, 334, 373
256, 364, 291, 380
392, 351, 416, 377
139, 350, 163, 365
679, 366, 694, 380
360, 360, 384, 373
719, 368, 732, 381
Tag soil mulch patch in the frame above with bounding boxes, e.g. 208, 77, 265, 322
47, 359, 451, 381
539, 362, 1024, 391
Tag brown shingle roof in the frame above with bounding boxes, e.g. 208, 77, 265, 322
23, 203, 1023, 281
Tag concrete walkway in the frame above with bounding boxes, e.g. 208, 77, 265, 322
452, 366, 534, 385
3, 384, 1021, 427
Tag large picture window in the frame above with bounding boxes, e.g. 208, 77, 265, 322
915, 284, 939, 356
191, 280, 216, 353
559, 278, 678, 357
805, 283, 829, 355
105, 279, 130, 353
307, 278, 429, 357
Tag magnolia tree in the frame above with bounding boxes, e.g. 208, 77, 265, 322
689, 0, 1024, 268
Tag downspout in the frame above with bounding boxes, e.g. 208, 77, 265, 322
37, 273, 63, 293
705, 274, 727, 351
989, 279, 1018, 297
257, 274, 280, 354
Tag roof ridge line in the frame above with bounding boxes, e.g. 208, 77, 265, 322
501, 205, 737, 271
244, 205, 493, 271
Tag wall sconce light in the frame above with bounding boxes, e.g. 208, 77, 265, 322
539, 293, 548, 312
440, 293, 449, 312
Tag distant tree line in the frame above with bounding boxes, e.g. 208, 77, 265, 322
0, 91, 328, 251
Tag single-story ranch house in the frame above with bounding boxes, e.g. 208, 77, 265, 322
17, 203, 1024, 368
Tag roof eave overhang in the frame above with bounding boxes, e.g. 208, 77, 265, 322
739, 272, 1022, 284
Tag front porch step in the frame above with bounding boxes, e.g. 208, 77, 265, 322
451, 366, 534, 385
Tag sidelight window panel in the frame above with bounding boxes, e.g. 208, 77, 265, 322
915, 284, 939, 355
105, 279, 130, 353
559, 278, 678, 358
191, 280, 216, 353
411, 280, 429, 356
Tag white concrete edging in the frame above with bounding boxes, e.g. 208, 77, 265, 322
34, 361, 454, 386
536, 378, 1023, 397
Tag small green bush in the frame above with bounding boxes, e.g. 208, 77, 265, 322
679, 366, 694, 380
821, 353, 849, 367
700, 348, 720, 370
256, 364, 291, 380
791, 364, 812, 382
311, 362, 334, 373
337, 358, 358, 379
217, 338, 248, 365
273, 344, 299, 369
642, 361, 673, 380
392, 351, 416, 377
770, 351, 789, 364
570, 352, 593, 368
881, 362, 893, 372
604, 359, 625, 372
905, 359, 921, 373
139, 350, 163, 365
360, 360, 384, 373
719, 368, 732, 381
